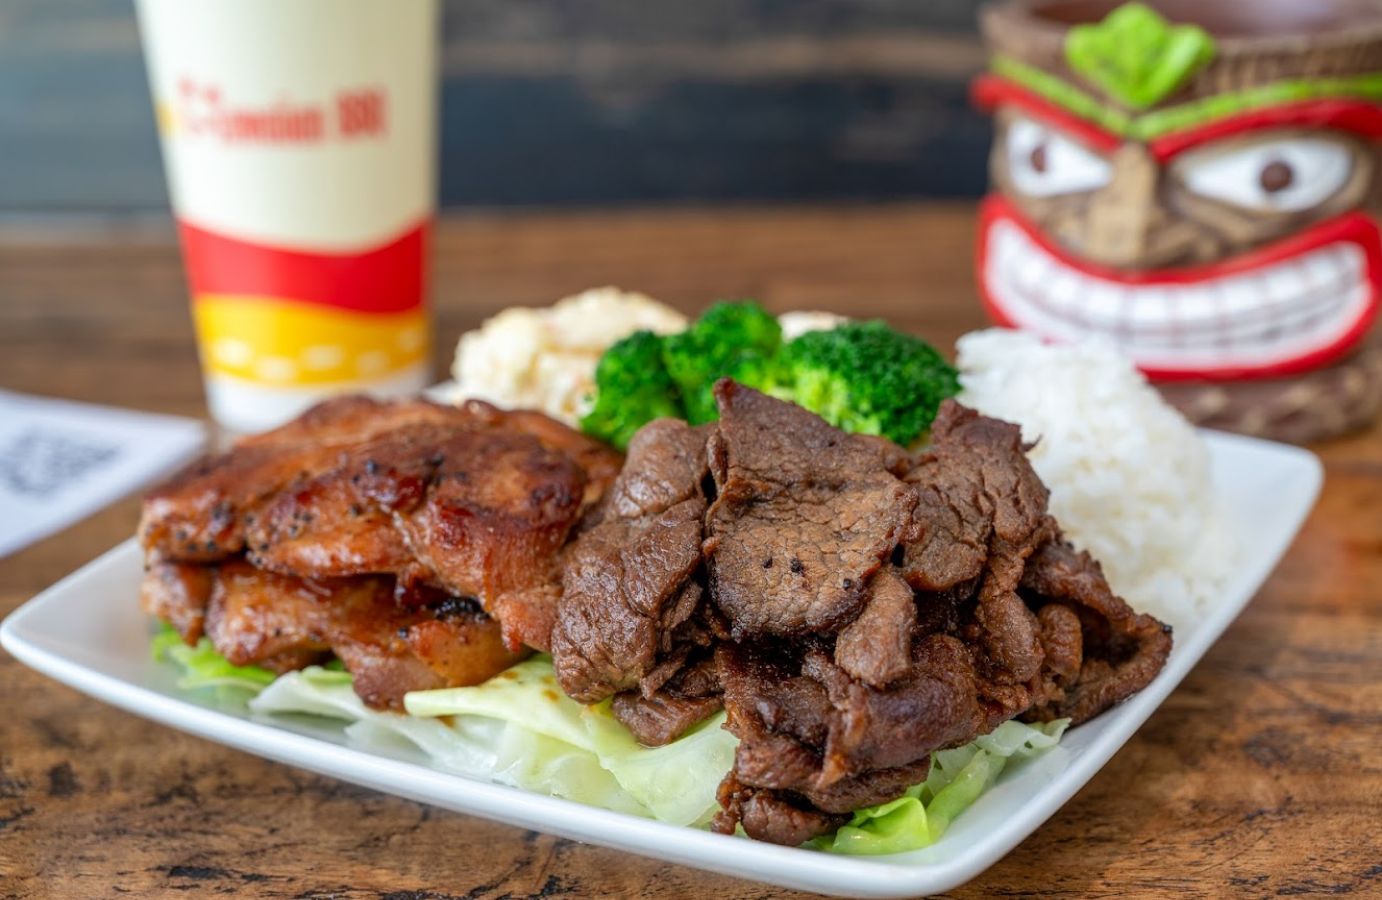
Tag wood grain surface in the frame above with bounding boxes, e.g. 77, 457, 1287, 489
1, 205, 1379, 899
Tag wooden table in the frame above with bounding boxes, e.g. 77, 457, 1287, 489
1, 205, 1379, 898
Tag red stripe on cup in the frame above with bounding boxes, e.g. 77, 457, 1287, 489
177, 219, 428, 315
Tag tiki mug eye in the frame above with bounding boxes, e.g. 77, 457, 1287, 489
1004, 116, 1114, 197
1173, 137, 1354, 212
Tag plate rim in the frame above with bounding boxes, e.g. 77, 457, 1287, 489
0, 430, 1323, 897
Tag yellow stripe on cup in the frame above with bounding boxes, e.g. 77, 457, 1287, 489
194, 295, 429, 387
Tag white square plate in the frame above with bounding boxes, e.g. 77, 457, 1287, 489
0, 430, 1321, 897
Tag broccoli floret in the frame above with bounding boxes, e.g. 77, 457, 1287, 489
579, 330, 683, 449
581, 308, 953, 450
661, 301, 783, 424
774, 320, 960, 445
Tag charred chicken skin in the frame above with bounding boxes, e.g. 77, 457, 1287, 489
138, 396, 623, 707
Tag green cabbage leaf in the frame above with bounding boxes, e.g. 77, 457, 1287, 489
155, 627, 1066, 851
814, 718, 1069, 855
151, 623, 276, 694
248, 656, 737, 826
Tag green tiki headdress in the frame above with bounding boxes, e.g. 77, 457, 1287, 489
979, 0, 1382, 142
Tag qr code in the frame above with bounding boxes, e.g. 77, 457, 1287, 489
0, 430, 120, 498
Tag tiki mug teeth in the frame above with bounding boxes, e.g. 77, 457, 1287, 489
973, 0, 1382, 442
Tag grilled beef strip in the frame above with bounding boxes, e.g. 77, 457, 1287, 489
610, 650, 724, 747
1019, 540, 1173, 725
551, 382, 1173, 845
704, 382, 918, 639
551, 418, 715, 704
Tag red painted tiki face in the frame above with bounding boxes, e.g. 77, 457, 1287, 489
975, 0, 1382, 382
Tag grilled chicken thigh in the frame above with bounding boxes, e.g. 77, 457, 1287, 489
139, 395, 623, 707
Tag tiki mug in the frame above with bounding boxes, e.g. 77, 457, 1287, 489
974, 0, 1382, 442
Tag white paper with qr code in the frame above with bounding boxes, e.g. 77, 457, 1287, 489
0, 391, 206, 558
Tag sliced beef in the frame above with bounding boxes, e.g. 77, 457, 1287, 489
834, 567, 916, 688
662, 648, 723, 698
904, 401, 1052, 687
611, 692, 724, 747
1020, 540, 1174, 724
1032, 603, 1083, 707
802, 641, 985, 782
807, 760, 936, 817
551, 419, 713, 703
631, 582, 714, 699
611, 649, 723, 745
712, 637, 975, 841
704, 380, 917, 637
897, 468, 990, 594
655, 581, 708, 657
722, 640, 976, 784
713, 774, 849, 846
573, 386, 1174, 846
914, 583, 968, 640
552, 497, 706, 702
601, 419, 714, 521
899, 400, 1047, 595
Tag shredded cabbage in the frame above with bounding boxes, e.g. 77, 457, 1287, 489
151, 623, 276, 694
246, 656, 736, 825
403, 657, 738, 825
155, 628, 1066, 852
815, 718, 1069, 855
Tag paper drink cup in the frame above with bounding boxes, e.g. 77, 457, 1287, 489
135, 0, 438, 432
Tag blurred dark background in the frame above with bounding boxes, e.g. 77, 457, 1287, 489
0, 0, 990, 213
